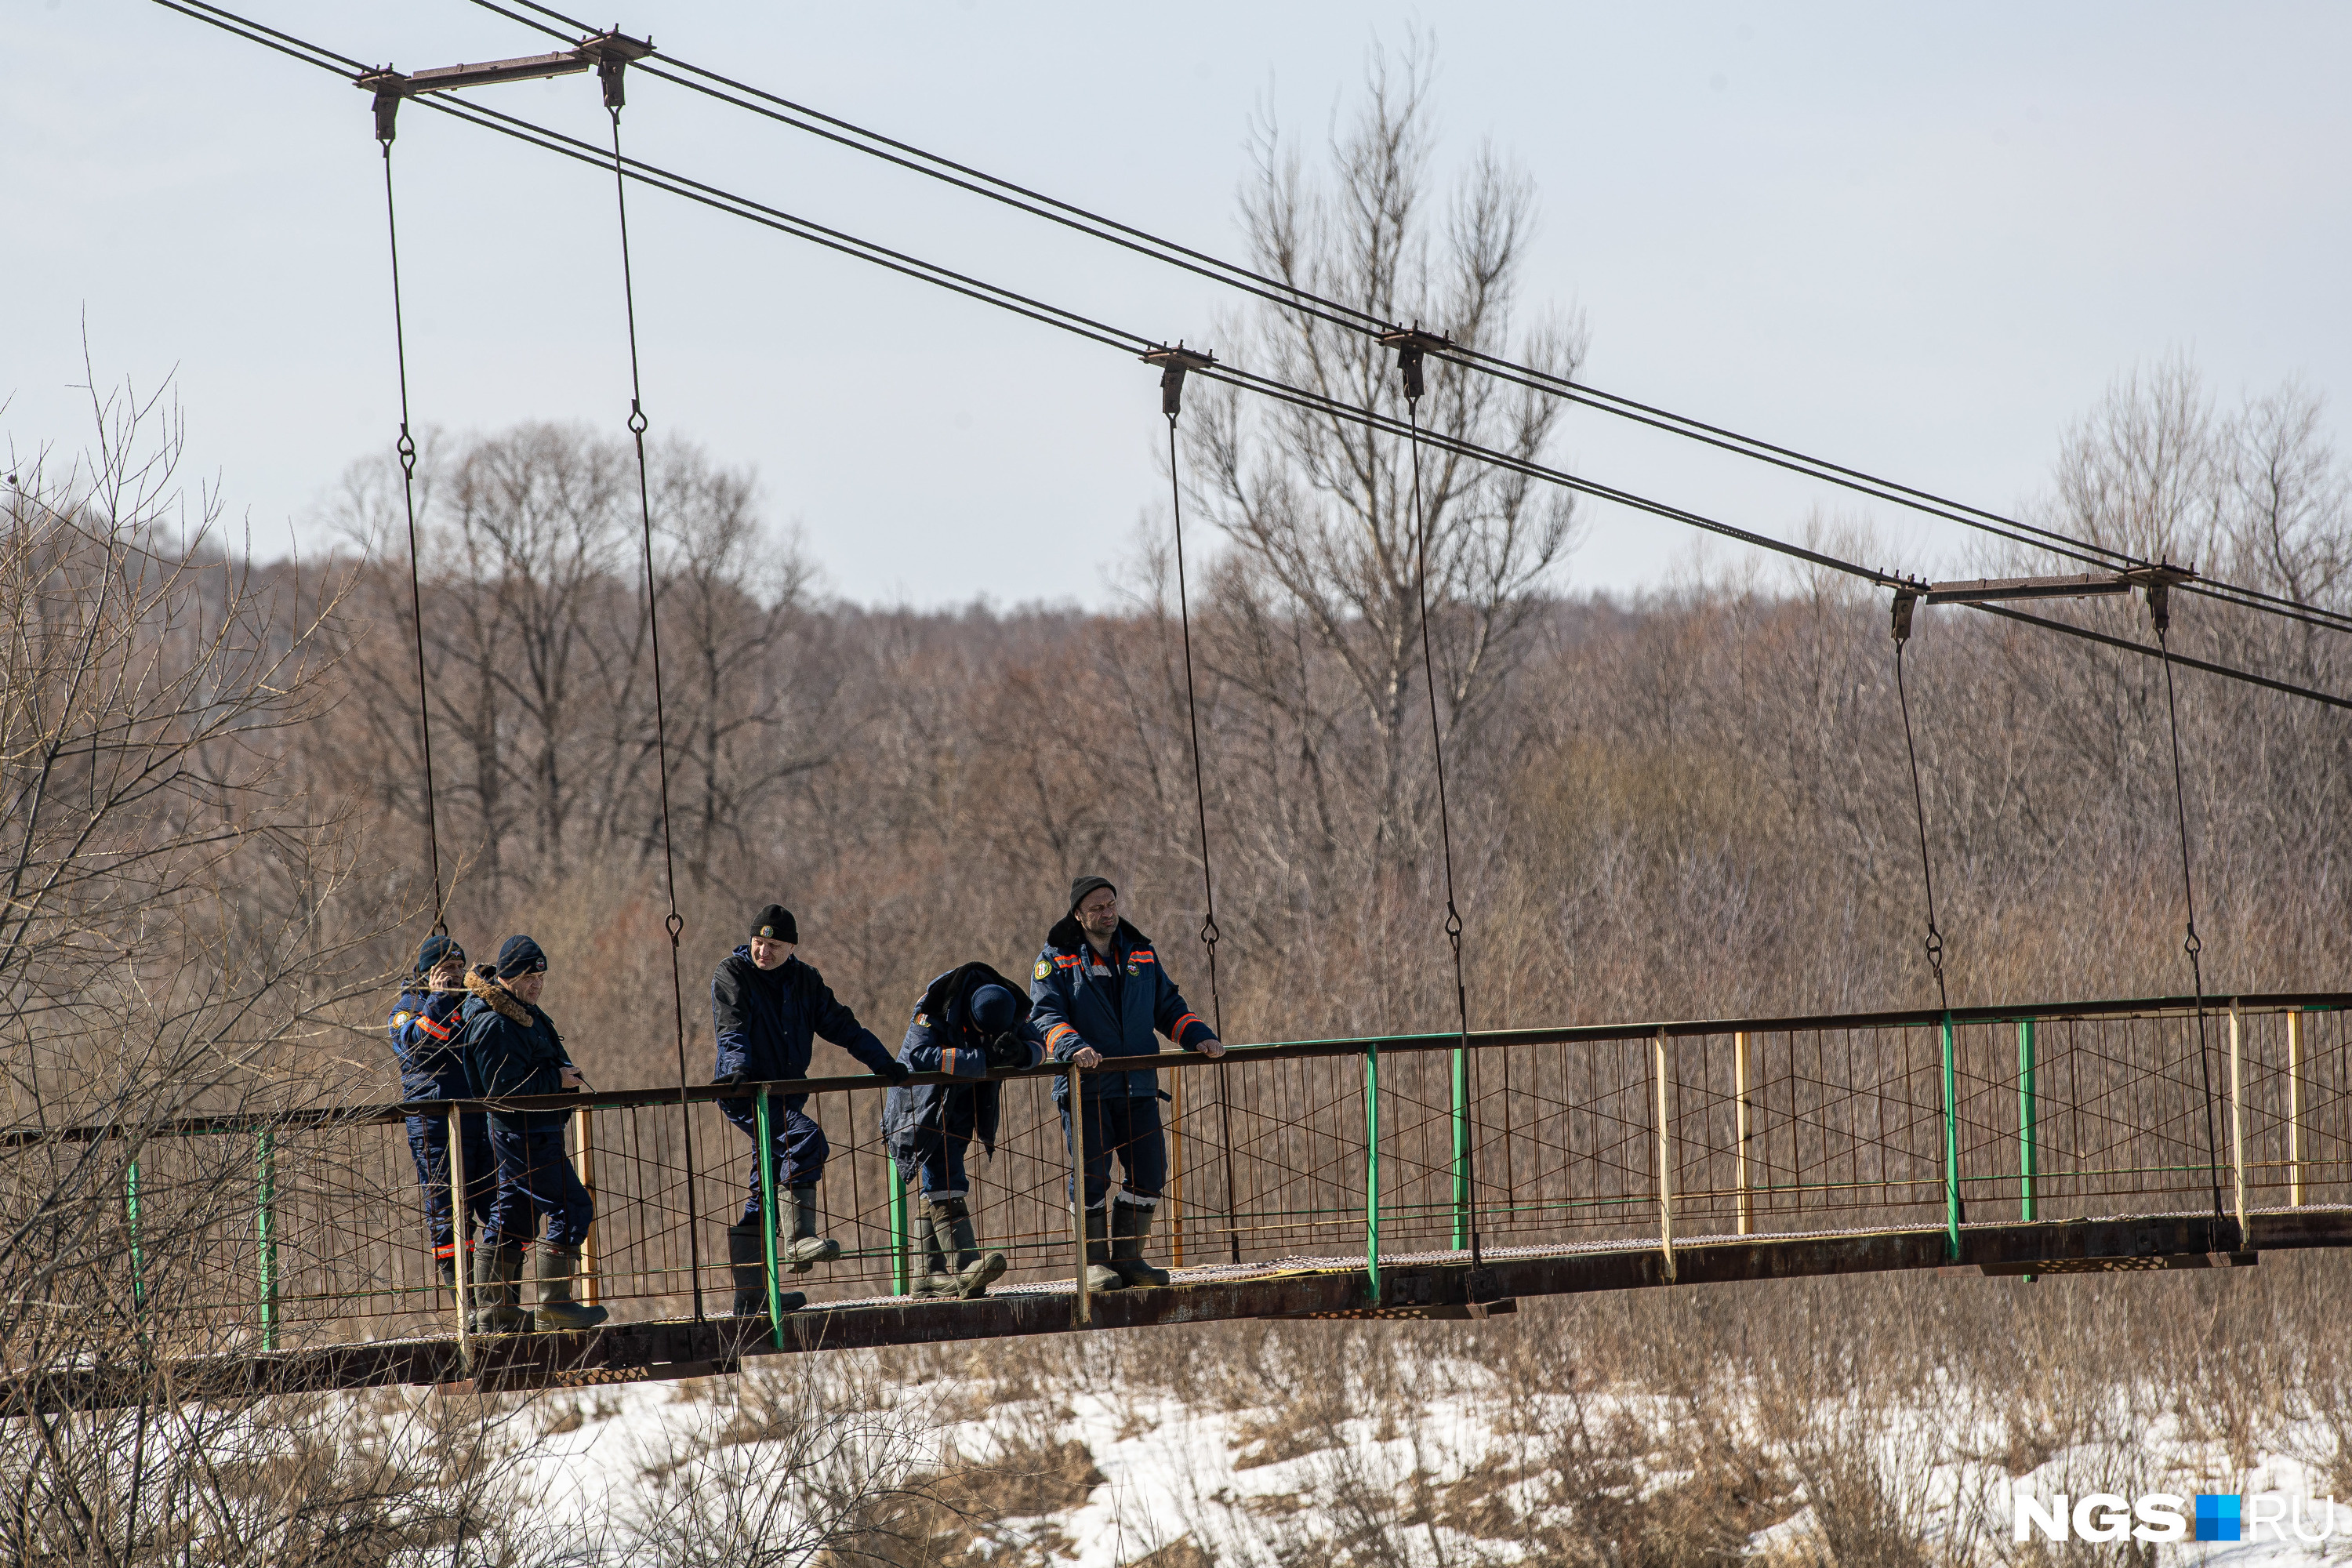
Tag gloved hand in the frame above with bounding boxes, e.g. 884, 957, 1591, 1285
712, 1069, 746, 1089
882, 1059, 913, 1085
983, 1030, 1029, 1071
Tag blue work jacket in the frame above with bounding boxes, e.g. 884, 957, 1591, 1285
710, 946, 896, 1112
881, 962, 1046, 1155
1029, 916, 1215, 1104
388, 985, 470, 1101
457, 969, 575, 1129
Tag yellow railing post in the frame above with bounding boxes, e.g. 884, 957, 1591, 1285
1654, 1027, 1676, 1282
2288, 1008, 2305, 1207
573, 1104, 599, 1307
2228, 1000, 2248, 1240
1734, 1030, 1752, 1236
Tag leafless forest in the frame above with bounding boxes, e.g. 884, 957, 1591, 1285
7, 60, 2351, 1568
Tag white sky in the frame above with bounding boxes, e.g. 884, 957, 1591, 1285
9, 2, 2349, 606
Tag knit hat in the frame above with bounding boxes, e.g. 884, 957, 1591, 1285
969, 984, 1019, 1037
750, 903, 797, 943
1065, 875, 1116, 917
495, 935, 548, 978
414, 934, 466, 975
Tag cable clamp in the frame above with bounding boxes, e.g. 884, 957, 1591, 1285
2121, 561, 2196, 636
578, 30, 655, 111
1143, 342, 1216, 418
1890, 583, 1920, 644
1378, 325, 1454, 401
356, 68, 408, 143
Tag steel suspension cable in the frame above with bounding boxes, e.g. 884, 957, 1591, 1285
1401, 365, 1483, 1272
1889, 622, 1949, 1014
138, 0, 2352, 716
2153, 603, 2228, 1226
374, 135, 448, 936
454, 0, 2352, 639
601, 89, 705, 1319
1163, 405, 1241, 1265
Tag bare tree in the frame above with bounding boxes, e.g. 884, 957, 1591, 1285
1187, 41, 1587, 872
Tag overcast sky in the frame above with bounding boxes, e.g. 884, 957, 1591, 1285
9, 2, 2349, 607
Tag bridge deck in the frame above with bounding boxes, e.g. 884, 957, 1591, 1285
16, 1207, 2347, 1412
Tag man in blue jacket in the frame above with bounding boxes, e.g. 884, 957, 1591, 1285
880, 964, 1046, 1298
459, 935, 607, 1334
710, 904, 909, 1317
388, 934, 493, 1297
1030, 876, 1222, 1293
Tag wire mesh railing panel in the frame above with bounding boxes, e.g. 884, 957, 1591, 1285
13, 995, 2346, 1367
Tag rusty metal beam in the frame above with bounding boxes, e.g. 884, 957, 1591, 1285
11, 1210, 2343, 1413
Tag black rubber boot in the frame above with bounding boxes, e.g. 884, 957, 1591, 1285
928, 1196, 1007, 1299
780, 1186, 841, 1274
533, 1244, 610, 1332
472, 1239, 529, 1334
1083, 1205, 1122, 1293
728, 1218, 807, 1317
909, 1210, 954, 1298
1110, 1200, 1171, 1287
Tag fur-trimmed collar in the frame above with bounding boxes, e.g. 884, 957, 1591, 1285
465, 966, 535, 1025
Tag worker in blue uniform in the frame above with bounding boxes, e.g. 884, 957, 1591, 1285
459, 935, 606, 1334
388, 934, 493, 1295
880, 963, 1046, 1298
1029, 876, 1222, 1293
710, 903, 909, 1317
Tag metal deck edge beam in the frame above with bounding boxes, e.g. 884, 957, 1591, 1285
11, 989, 2343, 1147
15, 1209, 2347, 1412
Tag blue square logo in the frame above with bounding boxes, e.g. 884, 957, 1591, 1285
2194, 1494, 2241, 1542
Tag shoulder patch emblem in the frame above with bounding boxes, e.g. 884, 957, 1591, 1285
1034, 959, 1053, 982
390, 1011, 412, 1029
914, 1013, 929, 1029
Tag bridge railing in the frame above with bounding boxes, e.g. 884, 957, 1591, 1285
8, 992, 2347, 1361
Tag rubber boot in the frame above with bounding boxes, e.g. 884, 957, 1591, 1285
909, 1210, 955, 1298
1083, 1205, 1122, 1293
532, 1244, 611, 1332
1110, 1199, 1171, 1287
928, 1196, 1007, 1299
471, 1239, 529, 1334
727, 1218, 807, 1317
779, 1186, 842, 1273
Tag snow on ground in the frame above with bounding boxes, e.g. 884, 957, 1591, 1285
459, 1344, 2352, 1565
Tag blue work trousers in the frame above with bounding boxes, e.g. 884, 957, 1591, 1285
1062, 1094, 1167, 1209
891, 1125, 971, 1200
405, 1108, 496, 1258
485, 1117, 593, 1248
720, 1097, 830, 1222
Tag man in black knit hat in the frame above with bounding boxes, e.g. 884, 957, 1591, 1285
711, 903, 909, 1317
1030, 876, 1222, 1294
459, 935, 606, 1334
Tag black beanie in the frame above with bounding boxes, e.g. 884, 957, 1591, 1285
1066, 875, 1116, 917
970, 984, 1019, 1036
750, 903, 797, 943
415, 934, 465, 975
495, 935, 548, 978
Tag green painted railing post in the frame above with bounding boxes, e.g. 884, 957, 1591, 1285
256, 1128, 278, 1351
2017, 1019, 2038, 1223
125, 1158, 147, 1316
1363, 1043, 1382, 1306
1940, 1015, 1960, 1260
1449, 1045, 1470, 1250
755, 1087, 785, 1338
887, 1155, 910, 1297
